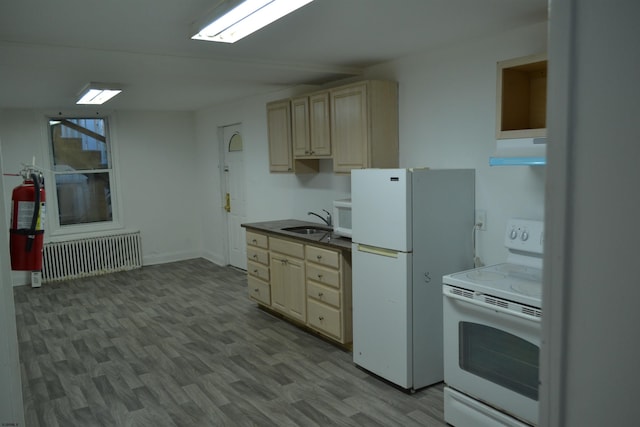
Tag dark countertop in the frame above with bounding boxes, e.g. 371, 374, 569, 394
242, 219, 352, 251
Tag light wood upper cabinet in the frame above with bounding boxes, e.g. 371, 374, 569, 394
292, 92, 331, 158
308, 92, 331, 156
496, 53, 548, 139
267, 99, 293, 172
331, 80, 399, 173
291, 96, 311, 157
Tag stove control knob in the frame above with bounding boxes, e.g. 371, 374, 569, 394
510, 229, 518, 240
521, 230, 529, 241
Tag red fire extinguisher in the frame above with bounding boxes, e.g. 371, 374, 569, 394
9, 170, 46, 272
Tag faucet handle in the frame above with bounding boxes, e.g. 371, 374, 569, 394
322, 209, 332, 225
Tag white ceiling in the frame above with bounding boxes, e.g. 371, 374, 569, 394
0, 0, 547, 111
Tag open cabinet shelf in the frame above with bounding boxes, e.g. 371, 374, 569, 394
496, 53, 548, 139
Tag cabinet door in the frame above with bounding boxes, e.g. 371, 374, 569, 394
270, 254, 288, 313
331, 83, 368, 173
270, 254, 306, 322
285, 257, 306, 322
309, 92, 331, 156
291, 96, 310, 157
267, 99, 293, 172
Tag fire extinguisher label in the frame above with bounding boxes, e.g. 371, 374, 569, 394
15, 201, 46, 230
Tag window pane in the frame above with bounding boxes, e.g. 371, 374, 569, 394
50, 118, 109, 170
459, 322, 539, 400
55, 172, 112, 225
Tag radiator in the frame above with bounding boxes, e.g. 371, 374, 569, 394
42, 231, 142, 282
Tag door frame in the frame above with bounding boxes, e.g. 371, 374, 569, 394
218, 122, 245, 268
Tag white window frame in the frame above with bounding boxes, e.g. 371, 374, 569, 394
41, 110, 124, 239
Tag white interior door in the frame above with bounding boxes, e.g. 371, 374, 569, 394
222, 124, 246, 270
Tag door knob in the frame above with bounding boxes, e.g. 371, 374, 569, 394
224, 193, 231, 212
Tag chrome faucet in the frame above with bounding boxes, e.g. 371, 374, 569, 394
308, 209, 332, 227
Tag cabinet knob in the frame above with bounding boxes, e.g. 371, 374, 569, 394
318, 292, 324, 297
316, 255, 322, 260
319, 316, 324, 321
317, 274, 323, 279
252, 239, 257, 244
253, 254, 258, 259
253, 269, 258, 274
254, 288, 259, 292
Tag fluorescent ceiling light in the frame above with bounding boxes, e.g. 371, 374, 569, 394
192, 0, 314, 43
76, 83, 122, 105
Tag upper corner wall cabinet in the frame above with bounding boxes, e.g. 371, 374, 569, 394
331, 80, 399, 173
266, 79, 399, 174
267, 99, 294, 172
496, 53, 548, 139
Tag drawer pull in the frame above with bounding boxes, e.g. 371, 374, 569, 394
318, 316, 324, 321
316, 255, 322, 260
252, 239, 257, 244
253, 254, 258, 259
254, 288, 259, 292
318, 292, 324, 297
317, 274, 323, 279
253, 269, 258, 274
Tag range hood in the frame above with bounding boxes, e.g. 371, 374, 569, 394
489, 137, 546, 166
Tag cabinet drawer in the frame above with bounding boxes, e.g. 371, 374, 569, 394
307, 282, 340, 308
306, 263, 340, 289
247, 246, 269, 266
270, 237, 304, 259
246, 231, 268, 249
306, 245, 340, 269
307, 299, 341, 339
248, 260, 269, 282
248, 276, 270, 305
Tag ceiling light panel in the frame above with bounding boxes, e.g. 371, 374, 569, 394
192, 0, 314, 43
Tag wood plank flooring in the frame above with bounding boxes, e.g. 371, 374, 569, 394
13, 258, 446, 426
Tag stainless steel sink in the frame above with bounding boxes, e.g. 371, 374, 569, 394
282, 226, 332, 235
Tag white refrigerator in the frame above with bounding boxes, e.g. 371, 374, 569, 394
351, 168, 474, 390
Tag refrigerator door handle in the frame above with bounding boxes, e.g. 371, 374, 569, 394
356, 244, 399, 258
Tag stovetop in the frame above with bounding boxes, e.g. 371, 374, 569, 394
443, 262, 542, 308
443, 218, 544, 308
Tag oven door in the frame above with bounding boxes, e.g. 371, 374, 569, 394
443, 285, 541, 425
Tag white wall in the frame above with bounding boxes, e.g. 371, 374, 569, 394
116, 111, 201, 265
542, 1, 640, 425
0, 110, 202, 285
194, 90, 351, 265
0, 140, 25, 426
0, 22, 548, 276
367, 21, 548, 265
195, 22, 548, 266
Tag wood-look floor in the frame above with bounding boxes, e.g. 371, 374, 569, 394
13, 258, 446, 426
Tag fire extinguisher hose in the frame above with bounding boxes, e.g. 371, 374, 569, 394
25, 172, 41, 252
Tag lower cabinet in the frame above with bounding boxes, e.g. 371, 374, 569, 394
244, 229, 352, 346
270, 237, 306, 322
305, 244, 352, 344
246, 231, 270, 305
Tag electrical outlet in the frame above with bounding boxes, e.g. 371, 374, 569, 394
475, 210, 487, 231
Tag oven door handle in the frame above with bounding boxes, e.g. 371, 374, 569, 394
444, 290, 541, 323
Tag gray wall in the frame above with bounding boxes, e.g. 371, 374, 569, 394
541, 0, 640, 425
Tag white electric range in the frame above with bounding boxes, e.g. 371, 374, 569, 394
442, 218, 544, 427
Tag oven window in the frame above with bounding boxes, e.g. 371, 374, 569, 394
459, 322, 539, 400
